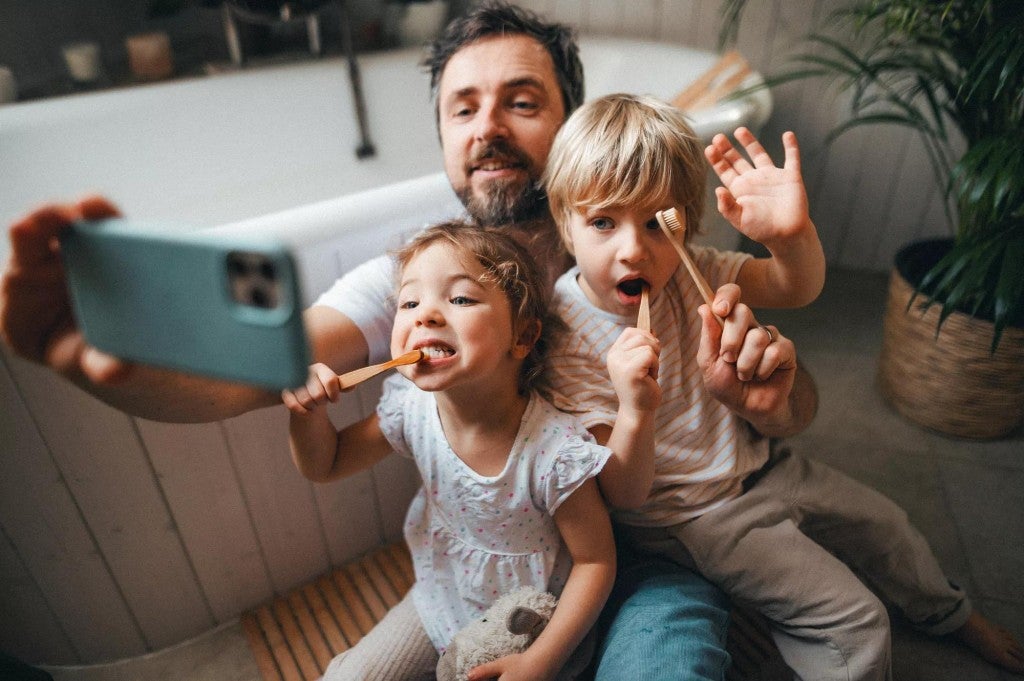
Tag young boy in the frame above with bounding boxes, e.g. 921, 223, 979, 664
543, 93, 1024, 679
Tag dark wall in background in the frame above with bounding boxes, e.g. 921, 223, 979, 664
0, 0, 467, 101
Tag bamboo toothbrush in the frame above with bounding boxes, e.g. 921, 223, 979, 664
637, 285, 651, 332
655, 207, 724, 325
337, 349, 423, 390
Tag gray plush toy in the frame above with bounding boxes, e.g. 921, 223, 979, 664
435, 587, 558, 681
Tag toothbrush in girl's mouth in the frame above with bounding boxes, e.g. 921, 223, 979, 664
337, 349, 423, 390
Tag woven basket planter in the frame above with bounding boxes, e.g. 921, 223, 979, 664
877, 240, 1024, 439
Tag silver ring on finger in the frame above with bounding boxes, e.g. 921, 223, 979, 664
759, 324, 775, 343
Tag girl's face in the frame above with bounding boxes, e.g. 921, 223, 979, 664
566, 195, 681, 316
391, 241, 527, 393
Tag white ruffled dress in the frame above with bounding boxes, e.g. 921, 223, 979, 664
376, 374, 611, 651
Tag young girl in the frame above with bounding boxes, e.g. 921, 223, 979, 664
542, 93, 1024, 678
282, 221, 616, 681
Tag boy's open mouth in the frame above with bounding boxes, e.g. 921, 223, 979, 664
616, 278, 649, 305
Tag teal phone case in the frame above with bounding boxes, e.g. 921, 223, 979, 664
60, 219, 311, 390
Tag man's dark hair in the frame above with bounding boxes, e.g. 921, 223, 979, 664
422, 1, 584, 119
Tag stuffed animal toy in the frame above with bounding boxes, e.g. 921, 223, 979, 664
436, 587, 558, 681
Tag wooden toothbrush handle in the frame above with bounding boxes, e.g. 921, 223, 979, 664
665, 238, 725, 326
337, 350, 422, 390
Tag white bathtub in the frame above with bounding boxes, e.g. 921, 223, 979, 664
0, 37, 770, 665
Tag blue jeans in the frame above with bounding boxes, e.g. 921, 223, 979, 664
591, 544, 731, 681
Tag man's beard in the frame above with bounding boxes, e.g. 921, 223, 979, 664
458, 176, 550, 226
458, 140, 550, 226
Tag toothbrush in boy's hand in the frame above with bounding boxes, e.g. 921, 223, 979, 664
655, 207, 725, 325
637, 285, 651, 332
337, 349, 423, 390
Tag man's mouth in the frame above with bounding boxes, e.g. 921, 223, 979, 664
468, 141, 529, 176
471, 159, 524, 175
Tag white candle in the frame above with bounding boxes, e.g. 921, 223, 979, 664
62, 41, 102, 83
0, 66, 16, 103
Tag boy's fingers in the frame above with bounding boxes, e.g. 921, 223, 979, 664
716, 187, 739, 221
782, 131, 802, 173
736, 127, 772, 168
717, 132, 754, 174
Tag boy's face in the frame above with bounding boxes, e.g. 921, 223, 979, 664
437, 34, 566, 226
391, 242, 525, 394
567, 198, 681, 316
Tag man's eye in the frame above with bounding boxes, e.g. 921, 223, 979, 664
511, 99, 538, 110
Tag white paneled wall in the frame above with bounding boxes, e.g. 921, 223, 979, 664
1, 0, 950, 666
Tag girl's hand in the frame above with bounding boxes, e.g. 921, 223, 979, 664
606, 327, 661, 415
281, 362, 341, 415
705, 128, 812, 249
467, 652, 555, 681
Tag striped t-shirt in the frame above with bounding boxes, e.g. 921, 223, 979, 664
547, 247, 769, 527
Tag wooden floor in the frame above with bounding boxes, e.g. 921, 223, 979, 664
242, 542, 788, 681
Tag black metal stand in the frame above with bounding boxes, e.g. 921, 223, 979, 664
219, 0, 375, 158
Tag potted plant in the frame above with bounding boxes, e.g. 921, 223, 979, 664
721, 0, 1024, 438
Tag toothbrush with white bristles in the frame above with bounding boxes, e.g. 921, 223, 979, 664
655, 207, 725, 325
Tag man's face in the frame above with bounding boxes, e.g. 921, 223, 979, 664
436, 35, 567, 226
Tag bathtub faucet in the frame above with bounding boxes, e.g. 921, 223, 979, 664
221, 0, 376, 158
337, 0, 375, 158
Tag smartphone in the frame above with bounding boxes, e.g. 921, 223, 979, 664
60, 219, 311, 390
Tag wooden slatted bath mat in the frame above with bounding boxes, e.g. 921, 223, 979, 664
242, 542, 787, 680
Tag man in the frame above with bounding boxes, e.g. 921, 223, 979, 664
2, 3, 813, 677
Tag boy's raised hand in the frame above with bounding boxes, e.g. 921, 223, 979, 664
705, 128, 812, 249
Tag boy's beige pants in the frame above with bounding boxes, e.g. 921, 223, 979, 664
621, 449, 970, 681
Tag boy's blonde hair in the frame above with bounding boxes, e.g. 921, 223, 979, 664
544, 93, 707, 253
393, 220, 563, 395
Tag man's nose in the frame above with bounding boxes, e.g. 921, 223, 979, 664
474, 102, 509, 142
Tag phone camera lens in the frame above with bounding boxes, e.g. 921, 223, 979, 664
227, 255, 247, 276
250, 287, 270, 308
